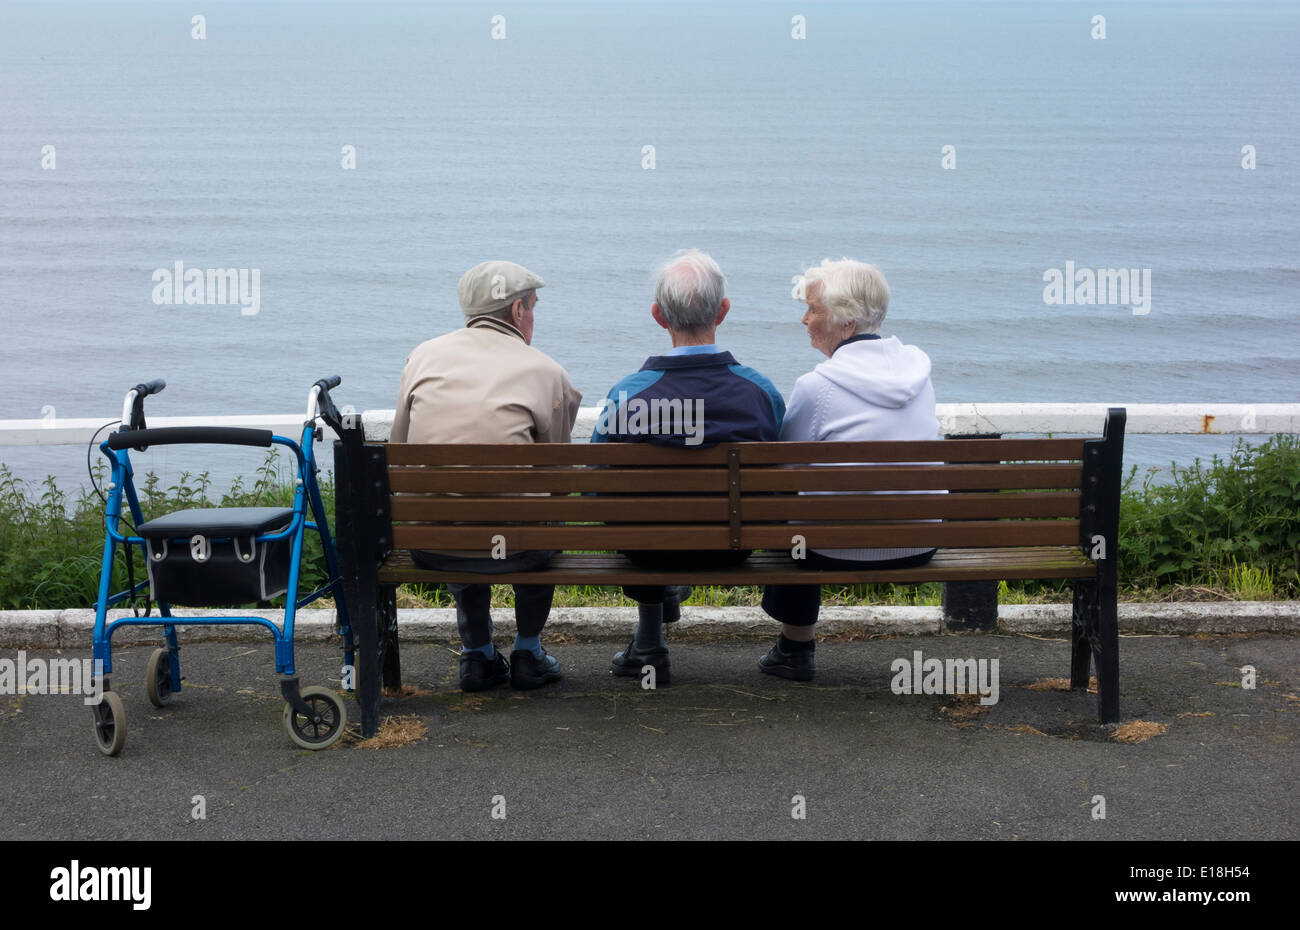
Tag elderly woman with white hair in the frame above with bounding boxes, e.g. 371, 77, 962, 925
758, 258, 941, 681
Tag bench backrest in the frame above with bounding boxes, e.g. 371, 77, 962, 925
365, 409, 1126, 557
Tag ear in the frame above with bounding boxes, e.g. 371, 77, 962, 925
511, 298, 526, 325
651, 303, 671, 331
714, 297, 731, 327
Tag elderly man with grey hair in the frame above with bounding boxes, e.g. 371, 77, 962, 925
758, 258, 941, 681
392, 260, 582, 693
590, 248, 786, 685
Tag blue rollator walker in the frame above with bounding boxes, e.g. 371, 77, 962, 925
90, 376, 355, 755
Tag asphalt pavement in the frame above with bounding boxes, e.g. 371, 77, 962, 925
1, 631, 1296, 840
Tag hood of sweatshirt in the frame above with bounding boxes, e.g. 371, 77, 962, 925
813, 335, 933, 409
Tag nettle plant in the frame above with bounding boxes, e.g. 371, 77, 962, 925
1119, 435, 1300, 595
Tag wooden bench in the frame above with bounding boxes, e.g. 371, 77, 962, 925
332, 408, 1126, 737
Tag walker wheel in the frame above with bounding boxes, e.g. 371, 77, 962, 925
92, 691, 127, 756
145, 647, 173, 708
282, 686, 346, 750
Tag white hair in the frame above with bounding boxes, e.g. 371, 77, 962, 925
653, 249, 727, 334
800, 258, 890, 334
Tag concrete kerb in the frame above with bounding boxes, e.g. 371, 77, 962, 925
1, 602, 1297, 649
1001, 601, 1300, 635
0, 611, 62, 649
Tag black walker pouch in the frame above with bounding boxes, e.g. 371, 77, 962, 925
144, 533, 292, 607
136, 506, 297, 607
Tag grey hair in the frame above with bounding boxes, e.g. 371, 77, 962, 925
479, 289, 534, 323
653, 249, 727, 334
801, 259, 890, 334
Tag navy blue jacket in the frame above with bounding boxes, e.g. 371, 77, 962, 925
590, 350, 785, 447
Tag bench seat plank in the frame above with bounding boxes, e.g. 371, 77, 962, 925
391, 520, 1081, 550
377, 547, 1095, 586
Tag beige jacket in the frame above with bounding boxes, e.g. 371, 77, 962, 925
391, 317, 582, 559
391, 317, 582, 446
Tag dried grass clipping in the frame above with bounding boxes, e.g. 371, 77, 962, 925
940, 693, 989, 724
1112, 720, 1167, 743
1009, 724, 1049, 737
345, 714, 429, 749
1025, 676, 1097, 692
383, 684, 433, 698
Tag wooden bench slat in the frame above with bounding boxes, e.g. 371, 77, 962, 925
391, 495, 731, 522
535, 554, 1086, 567
392, 525, 732, 550
741, 520, 1079, 549
376, 548, 1096, 585
743, 491, 1080, 520
388, 467, 726, 493
382, 438, 1087, 466
393, 519, 1080, 551
737, 438, 1087, 463
385, 443, 731, 466
390, 491, 1081, 523
741, 463, 1082, 492
390, 463, 1082, 493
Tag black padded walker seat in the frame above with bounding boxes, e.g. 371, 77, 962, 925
136, 507, 294, 539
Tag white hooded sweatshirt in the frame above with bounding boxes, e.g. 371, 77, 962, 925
781, 334, 942, 561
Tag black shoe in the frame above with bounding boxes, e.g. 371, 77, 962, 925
662, 586, 693, 624
510, 649, 563, 690
758, 640, 815, 681
611, 639, 671, 685
460, 650, 509, 692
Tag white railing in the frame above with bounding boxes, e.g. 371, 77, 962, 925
2, 403, 1297, 446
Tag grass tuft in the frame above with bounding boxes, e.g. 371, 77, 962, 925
343, 714, 429, 749
1112, 720, 1167, 743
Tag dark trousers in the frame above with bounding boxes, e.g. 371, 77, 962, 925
761, 549, 938, 627
411, 549, 556, 648
621, 549, 752, 604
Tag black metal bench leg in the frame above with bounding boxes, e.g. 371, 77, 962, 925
942, 580, 999, 631
332, 431, 383, 739
942, 431, 1003, 633
1079, 407, 1126, 726
378, 585, 401, 693
1094, 580, 1121, 724
354, 582, 382, 738
1070, 579, 1095, 689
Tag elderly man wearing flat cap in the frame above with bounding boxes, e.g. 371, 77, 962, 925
392, 260, 582, 692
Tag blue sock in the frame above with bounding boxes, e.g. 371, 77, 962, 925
513, 635, 543, 657
463, 642, 494, 658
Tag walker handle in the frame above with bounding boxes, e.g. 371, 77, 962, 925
122, 378, 167, 433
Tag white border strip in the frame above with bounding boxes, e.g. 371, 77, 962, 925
4, 602, 1297, 649
6, 403, 1296, 447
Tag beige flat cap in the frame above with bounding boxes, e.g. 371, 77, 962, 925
458, 260, 545, 318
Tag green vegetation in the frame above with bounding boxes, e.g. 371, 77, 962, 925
0, 456, 330, 611
1118, 434, 1299, 596
1, 435, 1296, 610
